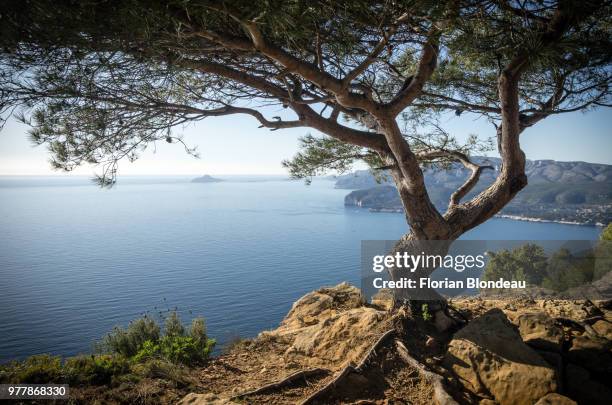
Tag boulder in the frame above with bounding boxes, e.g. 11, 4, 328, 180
567, 333, 612, 374
260, 283, 388, 369
371, 288, 394, 311
592, 319, 612, 340
445, 309, 557, 405
285, 306, 387, 366
535, 393, 576, 405
515, 311, 563, 352
279, 282, 365, 330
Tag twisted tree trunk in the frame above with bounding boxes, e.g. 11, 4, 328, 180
372, 68, 530, 319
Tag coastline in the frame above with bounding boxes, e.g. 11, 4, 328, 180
495, 214, 605, 227
366, 208, 604, 227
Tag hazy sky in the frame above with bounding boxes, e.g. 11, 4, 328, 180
0, 106, 610, 176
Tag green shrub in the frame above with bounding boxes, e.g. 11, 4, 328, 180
160, 336, 197, 364
0, 361, 17, 383
593, 228, 612, 281
483, 244, 547, 285
132, 340, 159, 363
133, 335, 215, 366
11, 355, 62, 383
188, 317, 215, 363
189, 318, 207, 346
120, 313, 214, 366
164, 311, 185, 337
0, 311, 214, 387
421, 304, 432, 321
601, 223, 612, 241
101, 316, 160, 357
64, 354, 129, 385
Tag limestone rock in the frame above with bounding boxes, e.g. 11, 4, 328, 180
536, 350, 564, 390
535, 393, 576, 405
515, 311, 563, 352
371, 288, 394, 311
537, 300, 589, 321
567, 333, 612, 373
445, 309, 557, 405
260, 283, 388, 369
280, 282, 365, 330
286, 307, 387, 366
592, 319, 612, 340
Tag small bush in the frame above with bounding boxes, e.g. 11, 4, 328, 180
133, 335, 215, 366
160, 335, 207, 365
114, 312, 214, 366
11, 355, 62, 383
189, 318, 207, 346
132, 340, 159, 363
64, 354, 129, 385
421, 304, 432, 322
0, 361, 17, 383
187, 317, 215, 364
601, 223, 612, 241
101, 316, 160, 357
164, 311, 185, 337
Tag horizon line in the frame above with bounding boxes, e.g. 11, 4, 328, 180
0, 173, 294, 177
1, 155, 612, 177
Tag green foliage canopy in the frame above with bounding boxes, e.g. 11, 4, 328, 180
0, 0, 609, 186
483, 241, 611, 292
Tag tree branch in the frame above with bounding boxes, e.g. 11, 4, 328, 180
419, 91, 501, 114
444, 2, 587, 237
292, 103, 390, 152
387, 30, 440, 115
240, 20, 374, 111
449, 165, 494, 207
416, 149, 494, 207
177, 58, 390, 151
342, 12, 411, 87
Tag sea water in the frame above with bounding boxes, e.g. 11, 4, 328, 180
0, 176, 601, 361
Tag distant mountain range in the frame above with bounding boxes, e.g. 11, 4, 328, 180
337, 157, 612, 225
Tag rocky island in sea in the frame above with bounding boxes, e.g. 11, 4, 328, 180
191, 175, 223, 183
339, 157, 612, 225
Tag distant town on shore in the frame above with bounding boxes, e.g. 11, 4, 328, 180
336, 157, 612, 226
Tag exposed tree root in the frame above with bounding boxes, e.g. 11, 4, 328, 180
299, 363, 356, 405
394, 339, 459, 405
356, 328, 397, 371
299, 328, 396, 404
583, 315, 607, 324
445, 303, 468, 324
231, 368, 330, 400
228, 314, 463, 404
583, 299, 604, 316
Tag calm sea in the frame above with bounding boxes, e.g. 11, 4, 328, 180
0, 176, 602, 361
